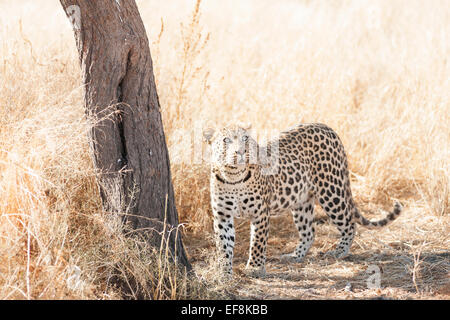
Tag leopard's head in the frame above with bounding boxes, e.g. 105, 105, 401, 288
203, 123, 258, 180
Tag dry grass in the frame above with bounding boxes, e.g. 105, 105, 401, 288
0, 0, 449, 299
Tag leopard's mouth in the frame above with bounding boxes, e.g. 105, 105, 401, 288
223, 156, 247, 167
232, 152, 247, 165
224, 164, 240, 169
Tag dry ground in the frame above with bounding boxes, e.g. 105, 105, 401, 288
185, 211, 449, 299
0, 0, 449, 299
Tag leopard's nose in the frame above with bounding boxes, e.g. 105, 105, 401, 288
236, 150, 245, 156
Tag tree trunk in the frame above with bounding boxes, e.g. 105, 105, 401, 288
60, 0, 190, 270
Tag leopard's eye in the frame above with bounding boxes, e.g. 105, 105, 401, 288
223, 137, 232, 144
241, 135, 249, 142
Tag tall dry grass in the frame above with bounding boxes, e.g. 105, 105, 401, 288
0, 0, 448, 299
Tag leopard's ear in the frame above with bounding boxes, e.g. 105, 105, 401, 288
203, 127, 216, 144
239, 122, 252, 130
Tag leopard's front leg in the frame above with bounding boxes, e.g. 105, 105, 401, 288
245, 205, 270, 277
211, 195, 236, 276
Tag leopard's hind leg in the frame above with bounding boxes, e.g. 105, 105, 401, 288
318, 190, 355, 258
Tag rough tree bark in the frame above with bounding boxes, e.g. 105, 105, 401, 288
60, 0, 190, 270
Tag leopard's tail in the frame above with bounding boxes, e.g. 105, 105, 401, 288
352, 201, 403, 229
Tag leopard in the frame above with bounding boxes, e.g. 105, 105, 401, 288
203, 122, 402, 277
